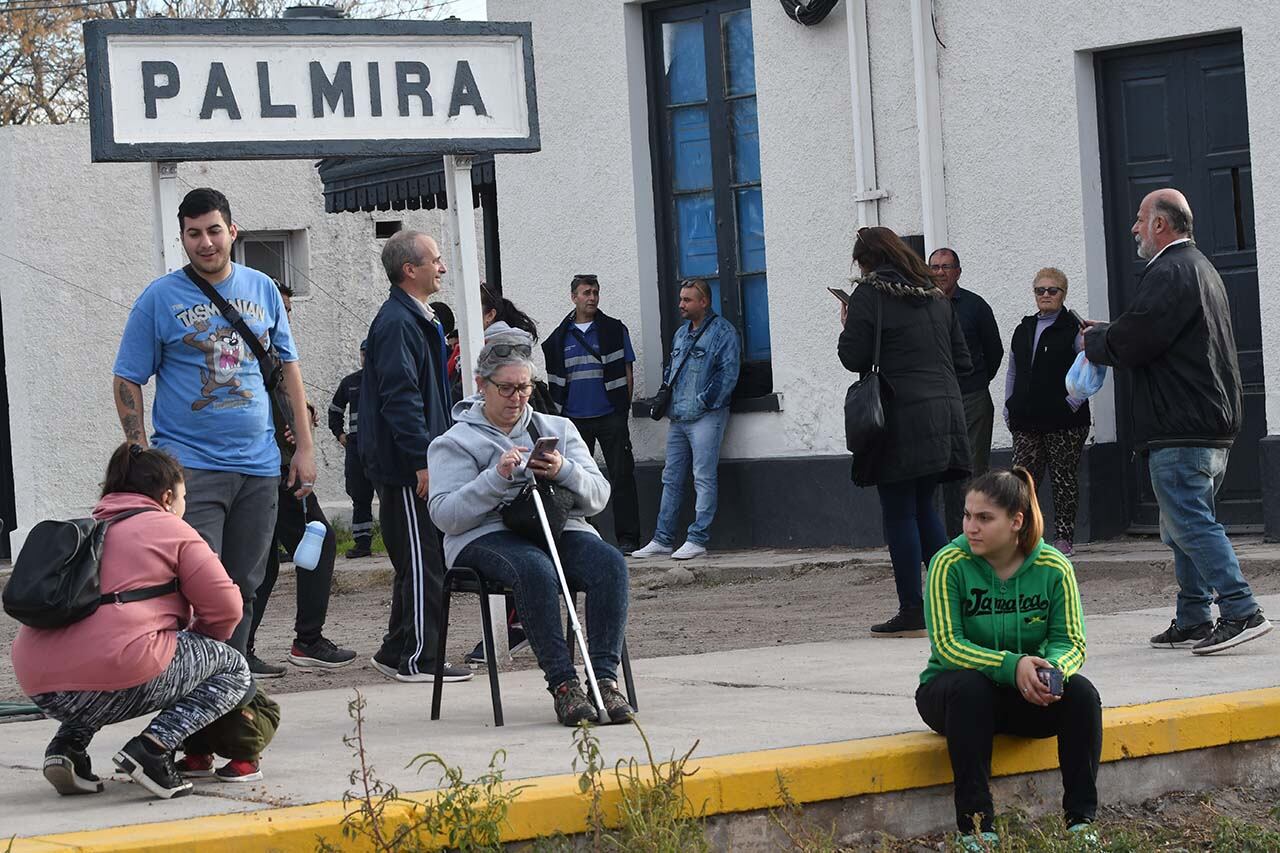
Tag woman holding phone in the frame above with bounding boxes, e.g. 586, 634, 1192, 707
427, 327, 634, 727
838, 226, 972, 637
916, 467, 1101, 849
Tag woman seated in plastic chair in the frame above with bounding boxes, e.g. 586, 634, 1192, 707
916, 467, 1102, 850
427, 327, 634, 727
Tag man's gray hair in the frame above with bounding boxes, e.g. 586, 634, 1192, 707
381, 230, 428, 285
476, 323, 537, 381
1153, 197, 1194, 237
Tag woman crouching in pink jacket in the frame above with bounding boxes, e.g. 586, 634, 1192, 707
10, 443, 249, 800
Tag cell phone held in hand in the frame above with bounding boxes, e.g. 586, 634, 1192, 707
1036, 666, 1064, 696
516, 436, 560, 473
828, 287, 851, 305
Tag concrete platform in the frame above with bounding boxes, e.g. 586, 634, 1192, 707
2, 590, 1278, 847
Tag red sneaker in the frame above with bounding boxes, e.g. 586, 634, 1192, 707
215, 759, 263, 783
175, 753, 215, 778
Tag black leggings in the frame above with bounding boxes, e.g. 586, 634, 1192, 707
915, 668, 1102, 833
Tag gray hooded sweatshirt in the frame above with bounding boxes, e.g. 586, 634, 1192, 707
427, 395, 612, 566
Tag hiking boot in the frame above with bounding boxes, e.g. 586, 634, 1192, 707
175, 753, 215, 778
344, 544, 372, 559
1149, 619, 1213, 649
871, 609, 926, 638
43, 738, 103, 795
248, 654, 286, 679
216, 759, 263, 783
552, 679, 597, 727
1191, 610, 1273, 655
289, 637, 358, 669
597, 679, 635, 724
113, 736, 192, 799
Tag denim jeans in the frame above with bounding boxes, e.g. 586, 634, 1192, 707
654, 407, 731, 547
454, 530, 629, 690
877, 475, 947, 612
1148, 447, 1259, 625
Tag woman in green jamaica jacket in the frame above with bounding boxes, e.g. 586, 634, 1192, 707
916, 467, 1102, 845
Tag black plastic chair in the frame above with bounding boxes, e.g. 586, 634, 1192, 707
430, 566, 637, 727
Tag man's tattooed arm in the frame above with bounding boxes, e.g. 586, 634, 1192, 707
113, 377, 148, 447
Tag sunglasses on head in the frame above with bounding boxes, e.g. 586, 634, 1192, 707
1034, 286, 1063, 296
486, 343, 531, 358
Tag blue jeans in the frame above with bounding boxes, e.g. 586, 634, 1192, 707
654, 407, 731, 546
454, 531, 629, 690
877, 476, 947, 612
1148, 447, 1259, 625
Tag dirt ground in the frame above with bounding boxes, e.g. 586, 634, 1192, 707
4, 552, 1280, 703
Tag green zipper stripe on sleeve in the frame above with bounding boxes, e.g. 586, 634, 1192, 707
1036, 553, 1087, 674
929, 549, 1006, 669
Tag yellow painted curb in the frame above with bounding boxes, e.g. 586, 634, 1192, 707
13, 687, 1280, 852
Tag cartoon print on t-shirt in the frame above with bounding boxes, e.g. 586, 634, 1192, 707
182, 319, 265, 410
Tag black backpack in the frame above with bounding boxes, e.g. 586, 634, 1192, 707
2, 508, 178, 629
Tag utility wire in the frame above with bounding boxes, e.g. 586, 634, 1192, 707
176, 174, 369, 325
0, 248, 133, 312
0, 248, 334, 399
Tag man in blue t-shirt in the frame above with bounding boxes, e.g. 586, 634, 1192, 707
112, 188, 317, 695
542, 274, 640, 552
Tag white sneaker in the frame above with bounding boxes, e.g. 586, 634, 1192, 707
630, 540, 673, 559
671, 542, 707, 560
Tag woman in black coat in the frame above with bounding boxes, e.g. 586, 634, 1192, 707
1003, 267, 1090, 556
838, 227, 972, 637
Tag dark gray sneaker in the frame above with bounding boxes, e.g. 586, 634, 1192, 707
113, 736, 193, 799
43, 738, 103, 795
248, 653, 287, 679
1191, 611, 1273, 656
1149, 619, 1213, 649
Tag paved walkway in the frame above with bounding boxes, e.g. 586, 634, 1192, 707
2, 586, 1277, 841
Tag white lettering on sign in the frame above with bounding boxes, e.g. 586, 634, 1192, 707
105, 35, 529, 143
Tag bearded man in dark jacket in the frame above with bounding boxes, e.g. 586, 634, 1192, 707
1084, 188, 1271, 656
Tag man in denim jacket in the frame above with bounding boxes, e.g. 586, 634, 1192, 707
633, 280, 741, 560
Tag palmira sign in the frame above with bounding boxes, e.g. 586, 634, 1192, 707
84, 19, 539, 161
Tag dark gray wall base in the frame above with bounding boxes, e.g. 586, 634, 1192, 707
590, 442, 1127, 549
1259, 436, 1280, 541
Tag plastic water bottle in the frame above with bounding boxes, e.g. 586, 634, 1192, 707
293, 521, 327, 571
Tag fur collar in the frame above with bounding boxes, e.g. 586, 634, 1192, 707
851, 267, 944, 302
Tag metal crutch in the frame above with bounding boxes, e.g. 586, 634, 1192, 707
529, 482, 611, 725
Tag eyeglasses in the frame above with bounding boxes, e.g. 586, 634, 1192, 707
486, 343, 531, 358
486, 380, 535, 398
929, 264, 958, 272
1033, 287, 1064, 296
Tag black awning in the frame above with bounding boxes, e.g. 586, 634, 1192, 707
316, 154, 495, 213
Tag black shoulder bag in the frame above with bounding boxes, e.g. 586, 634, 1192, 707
498, 416, 576, 546
646, 316, 716, 421
183, 264, 295, 436
2, 508, 176, 629
844, 291, 889, 454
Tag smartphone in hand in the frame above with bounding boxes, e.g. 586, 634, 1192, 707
828, 287, 851, 305
1036, 666, 1064, 696
516, 436, 560, 473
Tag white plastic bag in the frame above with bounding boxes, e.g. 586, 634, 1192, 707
1064, 351, 1107, 400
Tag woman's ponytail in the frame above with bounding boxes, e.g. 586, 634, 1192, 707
1009, 466, 1045, 554
966, 466, 1046, 555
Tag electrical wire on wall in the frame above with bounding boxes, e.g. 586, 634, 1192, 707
778, 0, 839, 26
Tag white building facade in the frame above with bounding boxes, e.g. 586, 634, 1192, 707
0, 123, 481, 554
486, 0, 1280, 546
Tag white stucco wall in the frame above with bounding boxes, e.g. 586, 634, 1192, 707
489, 0, 1280, 466
0, 123, 477, 551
